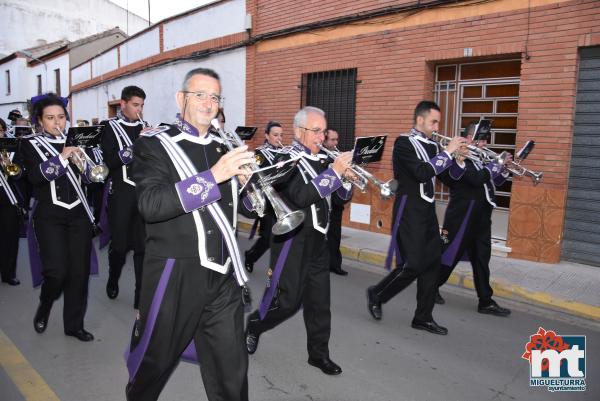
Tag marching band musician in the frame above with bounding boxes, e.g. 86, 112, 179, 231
0, 121, 24, 285
436, 122, 511, 316
366, 100, 466, 335
244, 120, 284, 273
22, 93, 96, 341
125, 68, 254, 401
245, 106, 353, 376
322, 128, 350, 276
100, 86, 147, 308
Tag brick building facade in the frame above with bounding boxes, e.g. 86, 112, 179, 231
244, 0, 600, 264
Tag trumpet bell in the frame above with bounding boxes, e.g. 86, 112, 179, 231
90, 164, 109, 183
531, 171, 543, 186
380, 179, 398, 199
5, 163, 21, 177
272, 210, 305, 236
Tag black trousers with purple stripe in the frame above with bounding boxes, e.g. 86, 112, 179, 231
438, 201, 494, 305
246, 228, 331, 360
371, 196, 441, 323
126, 256, 248, 401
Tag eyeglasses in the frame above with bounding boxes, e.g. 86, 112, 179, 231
299, 126, 326, 135
182, 91, 223, 105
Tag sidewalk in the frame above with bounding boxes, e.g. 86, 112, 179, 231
238, 217, 600, 321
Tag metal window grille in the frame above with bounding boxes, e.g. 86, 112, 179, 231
300, 68, 357, 151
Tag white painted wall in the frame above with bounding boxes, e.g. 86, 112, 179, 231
163, 0, 246, 51
0, 53, 69, 119
0, 57, 29, 119
0, 0, 148, 56
120, 28, 160, 67
72, 47, 246, 131
72, 61, 91, 86
92, 48, 119, 78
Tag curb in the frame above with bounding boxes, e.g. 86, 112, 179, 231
238, 221, 600, 321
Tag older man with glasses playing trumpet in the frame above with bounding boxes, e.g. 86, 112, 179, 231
245, 106, 355, 377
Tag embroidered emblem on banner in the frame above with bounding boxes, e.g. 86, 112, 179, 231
186, 176, 215, 201
436, 158, 446, 167
122, 149, 132, 158
319, 178, 330, 187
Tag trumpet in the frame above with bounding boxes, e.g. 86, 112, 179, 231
317, 144, 398, 199
210, 119, 305, 236
431, 132, 491, 163
500, 140, 543, 185
58, 128, 109, 183
1, 149, 22, 177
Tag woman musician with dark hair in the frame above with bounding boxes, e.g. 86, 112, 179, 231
21, 93, 97, 341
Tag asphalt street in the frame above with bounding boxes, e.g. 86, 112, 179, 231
0, 237, 598, 401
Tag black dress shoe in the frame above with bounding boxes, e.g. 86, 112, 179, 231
478, 301, 511, 317
2, 277, 20, 286
308, 357, 342, 375
330, 267, 348, 276
244, 251, 254, 273
435, 291, 445, 305
65, 329, 94, 342
411, 319, 448, 335
33, 303, 52, 333
245, 329, 259, 354
106, 278, 119, 299
366, 286, 382, 320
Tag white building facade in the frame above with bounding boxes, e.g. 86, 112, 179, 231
71, 0, 248, 129
0, 49, 69, 120
0, 0, 148, 56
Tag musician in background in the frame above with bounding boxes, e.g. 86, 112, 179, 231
366, 100, 466, 335
323, 128, 349, 276
126, 67, 252, 401
101, 86, 147, 308
6, 109, 23, 136
22, 93, 95, 341
0, 121, 24, 285
436, 122, 511, 317
244, 120, 284, 273
245, 106, 353, 376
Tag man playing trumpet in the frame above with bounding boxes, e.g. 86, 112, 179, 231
245, 106, 354, 376
435, 121, 511, 317
100, 86, 147, 308
367, 100, 466, 335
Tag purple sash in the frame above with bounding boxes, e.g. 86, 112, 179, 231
125, 259, 177, 380
384, 195, 408, 271
441, 200, 475, 267
258, 237, 294, 320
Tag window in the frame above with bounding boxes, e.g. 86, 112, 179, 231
54, 69, 61, 96
300, 68, 358, 151
36, 75, 42, 95
434, 59, 521, 209
5, 70, 10, 95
